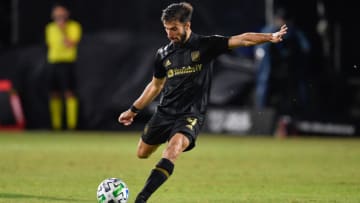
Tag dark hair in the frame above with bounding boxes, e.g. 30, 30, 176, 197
274, 7, 291, 21
51, 2, 70, 12
161, 2, 193, 23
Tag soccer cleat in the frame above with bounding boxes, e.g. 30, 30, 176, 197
134, 195, 146, 203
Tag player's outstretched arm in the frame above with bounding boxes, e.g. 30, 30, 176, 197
118, 76, 166, 126
228, 24, 288, 49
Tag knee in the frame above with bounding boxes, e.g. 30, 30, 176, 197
137, 153, 150, 159
51, 92, 61, 98
64, 91, 75, 98
163, 134, 190, 162
163, 149, 178, 162
136, 140, 159, 159
137, 149, 151, 159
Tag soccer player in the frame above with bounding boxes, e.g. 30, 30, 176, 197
118, 2, 287, 202
45, 3, 82, 130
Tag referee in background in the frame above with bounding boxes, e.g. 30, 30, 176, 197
45, 3, 82, 130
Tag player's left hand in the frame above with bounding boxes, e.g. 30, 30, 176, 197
270, 24, 288, 43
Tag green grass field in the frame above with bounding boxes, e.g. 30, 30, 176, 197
0, 131, 359, 203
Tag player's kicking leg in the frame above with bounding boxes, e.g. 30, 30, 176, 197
135, 133, 190, 203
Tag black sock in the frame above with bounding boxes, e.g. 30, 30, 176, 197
136, 158, 174, 202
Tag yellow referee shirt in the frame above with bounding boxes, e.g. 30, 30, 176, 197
45, 20, 82, 63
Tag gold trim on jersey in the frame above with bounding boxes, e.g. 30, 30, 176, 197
143, 124, 149, 135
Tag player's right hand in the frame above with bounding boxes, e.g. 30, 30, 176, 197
118, 110, 136, 126
270, 24, 288, 43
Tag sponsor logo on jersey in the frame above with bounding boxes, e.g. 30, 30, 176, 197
166, 64, 203, 78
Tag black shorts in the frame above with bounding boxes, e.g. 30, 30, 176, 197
48, 62, 76, 92
142, 111, 204, 152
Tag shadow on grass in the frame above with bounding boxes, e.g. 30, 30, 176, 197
0, 193, 90, 202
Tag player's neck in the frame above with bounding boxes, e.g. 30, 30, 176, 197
183, 30, 192, 44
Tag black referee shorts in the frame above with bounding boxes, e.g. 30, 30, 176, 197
48, 62, 76, 92
141, 111, 204, 152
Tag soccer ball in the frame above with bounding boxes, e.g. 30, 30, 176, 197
97, 178, 129, 203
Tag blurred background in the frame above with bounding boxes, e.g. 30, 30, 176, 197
0, 0, 359, 136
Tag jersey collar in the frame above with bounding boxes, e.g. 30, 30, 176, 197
172, 32, 198, 49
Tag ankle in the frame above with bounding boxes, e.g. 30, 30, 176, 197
135, 194, 146, 203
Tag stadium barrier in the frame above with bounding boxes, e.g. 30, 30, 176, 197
203, 107, 276, 135
0, 79, 25, 130
274, 115, 359, 137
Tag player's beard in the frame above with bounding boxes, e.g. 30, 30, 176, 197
179, 30, 187, 44
172, 30, 187, 45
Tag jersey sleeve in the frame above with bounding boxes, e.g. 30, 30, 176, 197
68, 21, 82, 43
205, 35, 230, 58
153, 50, 166, 78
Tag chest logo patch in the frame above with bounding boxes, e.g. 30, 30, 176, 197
166, 64, 203, 79
191, 51, 200, 62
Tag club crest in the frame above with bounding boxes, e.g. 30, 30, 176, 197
191, 51, 200, 62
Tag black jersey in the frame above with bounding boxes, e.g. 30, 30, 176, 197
153, 33, 229, 116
